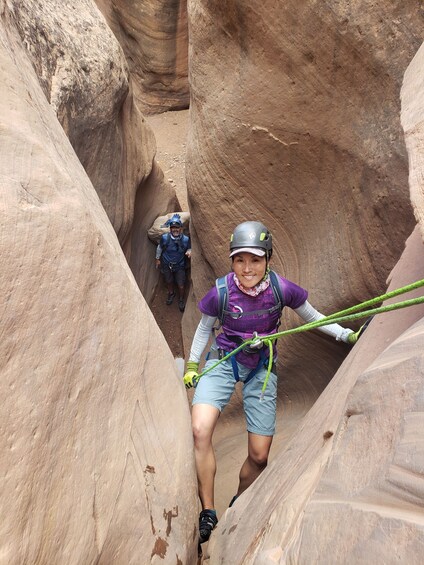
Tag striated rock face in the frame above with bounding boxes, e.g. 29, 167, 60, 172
9, 0, 160, 248
95, 0, 189, 114
402, 42, 424, 236
0, 11, 197, 564
186, 0, 423, 407
8, 0, 180, 302
186, 1, 424, 562
208, 28, 424, 565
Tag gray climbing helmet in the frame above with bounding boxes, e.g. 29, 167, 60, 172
229, 221, 273, 258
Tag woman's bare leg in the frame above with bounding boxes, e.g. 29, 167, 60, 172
236, 432, 273, 496
191, 403, 220, 509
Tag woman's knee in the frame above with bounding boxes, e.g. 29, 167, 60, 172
192, 404, 219, 437
249, 451, 268, 468
191, 409, 219, 447
247, 434, 272, 468
192, 420, 210, 445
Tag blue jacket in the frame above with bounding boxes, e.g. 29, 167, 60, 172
159, 233, 190, 270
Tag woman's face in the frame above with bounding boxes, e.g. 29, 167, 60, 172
232, 252, 267, 288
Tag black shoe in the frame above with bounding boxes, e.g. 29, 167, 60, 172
166, 292, 175, 305
178, 299, 185, 312
199, 509, 218, 544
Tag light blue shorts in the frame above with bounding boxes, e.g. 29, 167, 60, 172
192, 358, 277, 436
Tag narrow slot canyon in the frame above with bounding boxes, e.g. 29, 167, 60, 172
146, 109, 190, 363
2, 2, 424, 564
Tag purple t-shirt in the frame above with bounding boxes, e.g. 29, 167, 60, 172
199, 272, 308, 368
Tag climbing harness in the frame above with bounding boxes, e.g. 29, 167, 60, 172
212, 270, 283, 387
194, 277, 424, 401
230, 348, 273, 385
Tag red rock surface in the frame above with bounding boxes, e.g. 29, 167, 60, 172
95, 0, 189, 114
0, 4, 197, 563
402, 42, 424, 236
10, 0, 181, 303
2, 0, 424, 563
186, 1, 424, 562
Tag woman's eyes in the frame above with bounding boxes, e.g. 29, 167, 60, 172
234, 256, 262, 264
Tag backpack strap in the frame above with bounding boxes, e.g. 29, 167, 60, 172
162, 233, 189, 255
269, 270, 285, 328
161, 232, 172, 251
180, 234, 190, 254
215, 275, 229, 326
269, 270, 285, 308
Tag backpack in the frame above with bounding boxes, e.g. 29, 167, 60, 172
215, 271, 285, 326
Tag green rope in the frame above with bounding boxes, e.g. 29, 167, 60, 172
194, 278, 424, 395
258, 339, 273, 402
312, 277, 424, 323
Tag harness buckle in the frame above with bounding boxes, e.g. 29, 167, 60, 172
207, 347, 225, 360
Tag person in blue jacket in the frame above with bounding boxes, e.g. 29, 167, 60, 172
156, 214, 191, 312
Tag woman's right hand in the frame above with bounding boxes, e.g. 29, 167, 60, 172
183, 361, 200, 388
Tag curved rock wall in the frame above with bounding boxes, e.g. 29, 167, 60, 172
8, 0, 179, 301
186, 0, 423, 399
95, 0, 189, 114
2, 0, 423, 561
402, 41, 424, 237
204, 13, 424, 565
0, 9, 197, 564
186, 1, 424, 561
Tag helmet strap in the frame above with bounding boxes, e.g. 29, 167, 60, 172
262, 263, 270, 281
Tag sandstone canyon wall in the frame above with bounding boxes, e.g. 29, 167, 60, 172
2, 0, 424, 562
95, 0, 189, 115
9, 0, 179, 303
186, 0, 423, 409
0, 4, 197, 564
402, 41, 424, 235
184, 2, 424, 563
